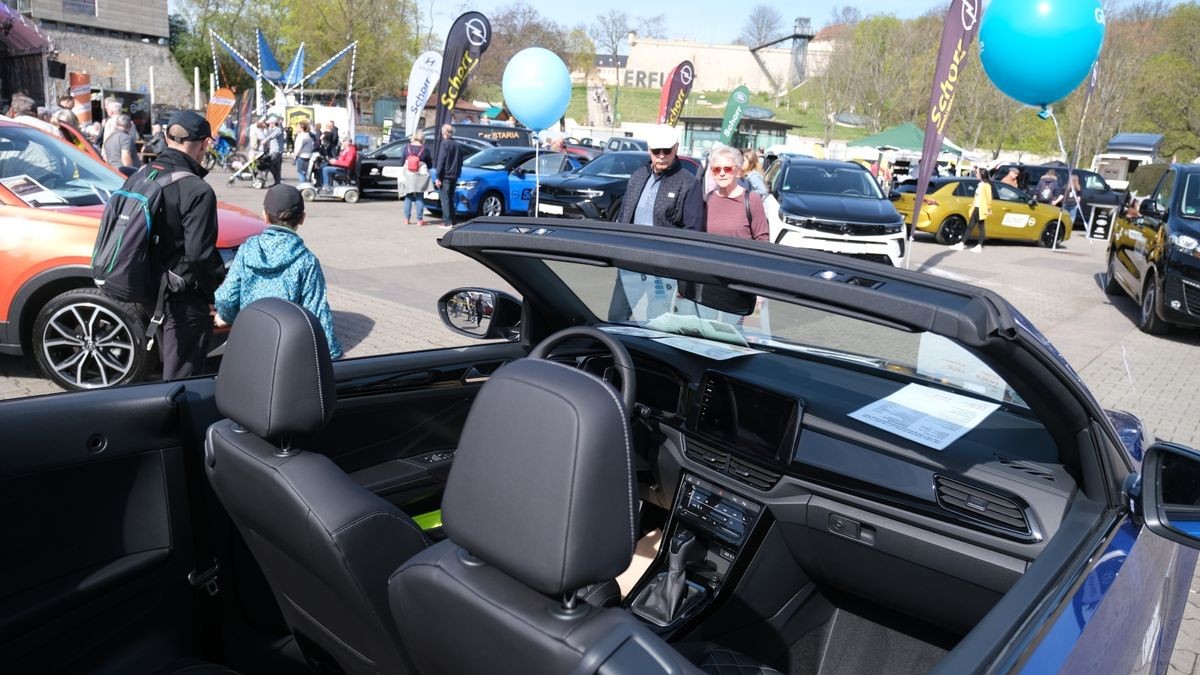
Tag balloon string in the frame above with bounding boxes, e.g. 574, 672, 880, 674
535, 133, 541, 216
1045, 108, 1069, 252
1048, 108, 1145, 426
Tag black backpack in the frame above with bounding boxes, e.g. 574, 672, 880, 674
92, 164, 196, 339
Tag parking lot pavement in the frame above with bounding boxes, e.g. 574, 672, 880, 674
4, 172, 1200, 669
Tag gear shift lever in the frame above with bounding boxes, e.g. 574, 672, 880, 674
637, 529, 697, 624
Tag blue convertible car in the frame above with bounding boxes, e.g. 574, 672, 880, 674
425, 146, 580, 218
4, 218, 1200, 674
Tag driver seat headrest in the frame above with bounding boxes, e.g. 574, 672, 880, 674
215, 297, 336, 444
442, 358, 637, 596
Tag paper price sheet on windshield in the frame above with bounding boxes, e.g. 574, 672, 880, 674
848, 383, 999, 451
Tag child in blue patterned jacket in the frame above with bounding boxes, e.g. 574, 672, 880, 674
214, 184, 344, 358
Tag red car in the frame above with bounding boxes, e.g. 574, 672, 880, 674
0, 118, 265, 390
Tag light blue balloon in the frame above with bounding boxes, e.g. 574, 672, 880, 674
502, 48, 572, 132
979, 0, 1106, 107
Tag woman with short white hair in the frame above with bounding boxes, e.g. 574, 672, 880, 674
704, 145, 769, 241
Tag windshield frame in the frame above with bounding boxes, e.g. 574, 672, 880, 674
0, 123, 124, 207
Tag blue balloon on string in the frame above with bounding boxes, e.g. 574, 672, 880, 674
979, 0, 1106, 107
502, 48, 571, 132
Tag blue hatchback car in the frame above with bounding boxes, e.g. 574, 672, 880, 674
426, 147, 580, 218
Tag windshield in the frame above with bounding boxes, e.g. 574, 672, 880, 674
780, 165, 884, 199
542, 259, 1026, 407
0, 125, 122, 207
579, 153, 648, 179
463, 147, 528, 171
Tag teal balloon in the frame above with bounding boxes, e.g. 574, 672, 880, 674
979, 0, 1106, 107
502, 48, 571, 132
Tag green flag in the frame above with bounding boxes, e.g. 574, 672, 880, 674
718, 86, 750, 145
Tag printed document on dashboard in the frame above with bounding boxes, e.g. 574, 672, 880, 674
848, 383, 999, 451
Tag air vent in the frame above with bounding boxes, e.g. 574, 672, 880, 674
995, 456, 1056, 483
728, 458, 781, 491
684, 445, 728, 472
934, 476, 1031, 536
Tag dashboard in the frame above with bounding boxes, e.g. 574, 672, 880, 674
576, 338, 1075, 554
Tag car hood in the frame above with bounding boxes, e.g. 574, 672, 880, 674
778, 193, 903, 225
67, 200, 265, 249
539, 172, 623, 193
459, 167, 506, 182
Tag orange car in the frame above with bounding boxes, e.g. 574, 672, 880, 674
0, 118, 265, 390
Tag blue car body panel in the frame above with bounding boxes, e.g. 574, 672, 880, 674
450, 154, 580, 217
1019, 518, 1196, 674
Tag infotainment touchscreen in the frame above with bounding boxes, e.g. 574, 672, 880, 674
695, 372, 802, 464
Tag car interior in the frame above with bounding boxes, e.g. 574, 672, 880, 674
0, 220, 1140, 674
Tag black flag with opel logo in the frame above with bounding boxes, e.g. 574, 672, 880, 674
909, 0, 983, 261
658, 60, 695, 127
433, 11, 492, 155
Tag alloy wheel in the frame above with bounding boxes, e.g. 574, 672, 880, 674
39, 301, 139, 389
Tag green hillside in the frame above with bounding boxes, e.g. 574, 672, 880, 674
563, 85, 871, 142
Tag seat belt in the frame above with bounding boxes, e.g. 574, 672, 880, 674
170, 385, 224, 659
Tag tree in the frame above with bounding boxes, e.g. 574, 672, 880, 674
566, 25, 597, 78
639, 14, 668, 39
828, 5, 863, 27
736, 5, 785, 47
591, 10, 631, 121
473, 2, 573, 92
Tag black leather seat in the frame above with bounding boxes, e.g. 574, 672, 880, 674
204, 298, 427, 675
388, 358, 703, 674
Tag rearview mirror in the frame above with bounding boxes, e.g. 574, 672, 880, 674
438, 288, 521, 341
1141, 442, 1200, 550
677, 281, 756, 316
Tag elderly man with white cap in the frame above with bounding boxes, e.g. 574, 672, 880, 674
608, 124, 703, 321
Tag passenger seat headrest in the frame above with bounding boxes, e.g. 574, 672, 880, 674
442, 358, 637, 596
215, 297, 335, 443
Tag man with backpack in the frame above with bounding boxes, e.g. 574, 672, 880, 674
93, 110, 225, 380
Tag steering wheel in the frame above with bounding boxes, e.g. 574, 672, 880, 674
528, 326, 637, 417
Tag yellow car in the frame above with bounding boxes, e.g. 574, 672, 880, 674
893, 177, 1073, 247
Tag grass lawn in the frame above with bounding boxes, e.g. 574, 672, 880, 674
564, 85, 871, 142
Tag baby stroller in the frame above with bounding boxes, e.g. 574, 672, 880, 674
225, 150, 274, 189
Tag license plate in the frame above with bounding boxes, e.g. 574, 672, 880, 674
538, 203, 564, 215
381, 166, 404, 178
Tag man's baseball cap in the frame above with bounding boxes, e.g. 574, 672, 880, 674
263, 184, 305, 222
166, 110, 212, 142
645, 125, 680, 151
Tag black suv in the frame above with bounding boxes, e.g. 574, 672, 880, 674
992, 164, 1122, 230
1105, 162, 1200, 333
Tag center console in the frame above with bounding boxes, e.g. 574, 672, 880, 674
628, 473, 765, 629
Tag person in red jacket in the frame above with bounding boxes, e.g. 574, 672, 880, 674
319, 140, 358, 190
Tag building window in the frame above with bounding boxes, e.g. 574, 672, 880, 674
63, 0, 97, 16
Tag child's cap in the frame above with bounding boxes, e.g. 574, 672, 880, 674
264, 184, 305, 222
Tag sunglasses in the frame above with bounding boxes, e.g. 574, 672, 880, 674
650, 147, 675, 156
710, 166, 737, 175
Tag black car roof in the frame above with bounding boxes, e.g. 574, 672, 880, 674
777, 157, 870, 171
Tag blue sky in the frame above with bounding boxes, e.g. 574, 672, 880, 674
431, 1, 952, 45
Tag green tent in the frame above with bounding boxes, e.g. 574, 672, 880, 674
847, 122, 962, 156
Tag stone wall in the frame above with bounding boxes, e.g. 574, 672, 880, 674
43, 27, 193, 108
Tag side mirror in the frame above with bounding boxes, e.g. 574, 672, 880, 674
1141, 442, 1200, 549
437, 288, 521, 341
513, 168, 526, 178
888, 190, 901, 201
1139, 199, 1161, 218
1028, 198, 1038, 209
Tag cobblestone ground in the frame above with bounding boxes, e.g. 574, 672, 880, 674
3, 175, 1200, 668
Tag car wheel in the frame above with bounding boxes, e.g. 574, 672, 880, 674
1103, 253, 1122, 295
478, 192, 503, 217
935, 215, 967, 245
32, 288, 152, 390
1138, 276, 1170, 335
300, 187, 317, 201
344, 189, 360, 204
1039, 220, 1066, 248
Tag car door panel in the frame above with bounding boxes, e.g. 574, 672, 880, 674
318, 342, 525, 506
0, 381, 203, 672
